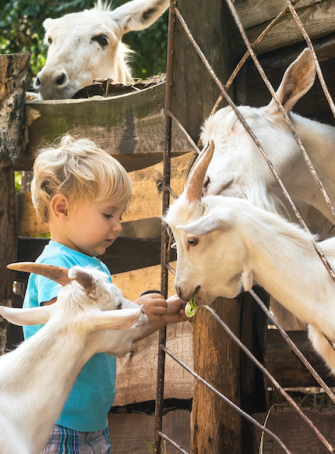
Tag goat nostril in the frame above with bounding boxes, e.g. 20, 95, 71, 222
56, 73, 66, 86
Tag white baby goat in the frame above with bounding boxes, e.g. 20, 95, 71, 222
0, 262, 147, 454
165, 142, 335, 375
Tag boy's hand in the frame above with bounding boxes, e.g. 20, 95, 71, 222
163, 294, 188, 324
134, 293, 167, 324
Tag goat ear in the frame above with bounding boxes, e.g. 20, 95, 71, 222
242, 268, 253, 292
111, 0, 169, 34
68, 267, 96, 295
0, 306, 52, 326
268, 48, 315, 115
177, 210, 233, 236
88, 306, 142, 331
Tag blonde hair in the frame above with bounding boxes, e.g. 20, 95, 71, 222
32, 135, 132, 223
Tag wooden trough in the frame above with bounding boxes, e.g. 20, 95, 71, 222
1, 0, 335, 452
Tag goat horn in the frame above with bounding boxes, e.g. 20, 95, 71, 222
185, 140, 215, 202
7, 262, 72, 286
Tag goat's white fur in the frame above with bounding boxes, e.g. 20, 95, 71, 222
0, 264, 147, 454
201, 49, 335, 330
166, 193, 335, 375
33, 0, 169, 100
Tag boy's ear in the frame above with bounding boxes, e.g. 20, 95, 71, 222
50, 194, 70, 220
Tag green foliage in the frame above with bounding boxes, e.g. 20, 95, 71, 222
0, 0, 167, 84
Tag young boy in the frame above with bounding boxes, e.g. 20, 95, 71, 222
23, 135, 186, 454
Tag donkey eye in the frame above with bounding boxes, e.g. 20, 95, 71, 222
187, 237, 199, 247
92, 34, 108, 47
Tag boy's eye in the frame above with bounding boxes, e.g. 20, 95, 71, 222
103, 213, 113, 219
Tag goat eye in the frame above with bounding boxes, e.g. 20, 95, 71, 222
92, 34, 108, 47
187, 237, 199, 246
117, 302, 122, 310
48, 37, 52, 44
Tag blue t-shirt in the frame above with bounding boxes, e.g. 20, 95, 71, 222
23, 241, 116, 432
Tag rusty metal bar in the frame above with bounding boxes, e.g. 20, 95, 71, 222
154, 1, 177, 453
166, 109, 200, 154
202, 305, 335, 453
158, 431, 189, 454
249, 289, 335, 405
174, 5, 335, 283
162, 345, 293, 454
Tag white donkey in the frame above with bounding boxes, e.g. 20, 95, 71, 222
0, 262, 147, 454
33, 0, 169, 99
165, 143, 335, 375
201, 49, 335, 329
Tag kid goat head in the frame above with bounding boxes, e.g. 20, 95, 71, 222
165, 141, 246, 305
0, 263, 147, 454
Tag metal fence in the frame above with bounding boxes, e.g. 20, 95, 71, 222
154, 1, 335, 453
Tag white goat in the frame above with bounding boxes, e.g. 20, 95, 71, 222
0, 262, 147, 454
200, 49, 335, 329
165, 143, 335, 375
33, 0, 169, 99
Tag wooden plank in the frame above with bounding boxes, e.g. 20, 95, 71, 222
19, 81, 192, 172
108, 410, 190, 453
114, 322, 193, 406
16, 152, 192, 237
236, 0, 318, 30
265, 329, 335, 388
111, 262, 177, 301
253, 409, 335, 453
246, 1, 335, 55
17, 237, 177, 275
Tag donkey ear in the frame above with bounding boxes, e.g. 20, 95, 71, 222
177, 210, 233, 236
268, 48, 316, 115
43, 18, 59, 31
111, 0, 169, 34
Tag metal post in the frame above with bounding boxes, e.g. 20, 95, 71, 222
153, 2, 177, 453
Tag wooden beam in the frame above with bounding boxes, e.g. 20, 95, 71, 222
19, 81, 192, 173
16, 152, 192, 237
235, 0, 319, 30
0, 54, 29, 354
245, 1, 335, 55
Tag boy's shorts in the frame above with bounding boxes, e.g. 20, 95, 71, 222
41, 424, 111, 454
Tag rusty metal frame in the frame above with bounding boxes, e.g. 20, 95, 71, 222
154, 0, 335, 453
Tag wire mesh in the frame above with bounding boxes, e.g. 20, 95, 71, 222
154, 1, 335, 453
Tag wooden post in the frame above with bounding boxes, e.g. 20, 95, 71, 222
0, 53, 30, 354
171, 2, 244, 452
